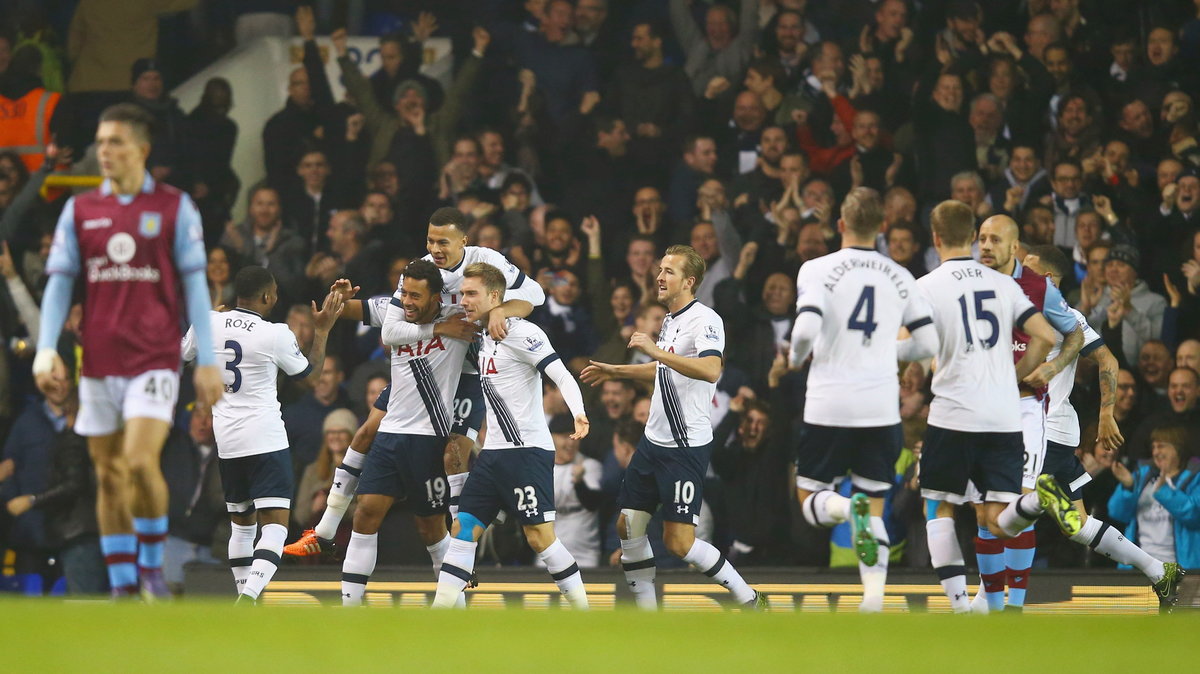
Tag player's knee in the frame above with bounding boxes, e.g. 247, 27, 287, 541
455, 512, 485, 541
619, 509, 651, 540
352, 497, 387, 533
123, 449, 158, 478
523, 525, 554, 553
662, 526, 695, 559
414, 515, 448, 544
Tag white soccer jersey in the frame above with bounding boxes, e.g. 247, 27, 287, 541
646, 299, 725, 447
361, 295, 392, 329
379, 305, 471, 436
795, 247, 932, 427
1046, 307, 1103, 446
422, 246, 537, 307
477, 318, 563, 451
916, 258, 1037, 433
181, 309, 310, 459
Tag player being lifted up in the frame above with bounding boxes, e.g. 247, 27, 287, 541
34, 103, 224, 599
286, 207, 539, 556
973, 214, 1083, 611
341, 261, 477, 606
182, 266, 342, 603
788, 188, 939, 612
1017, 246, 1184, 610
432, 263, 590, 609
582, 246, 764, 610
914, 200, 1059, 613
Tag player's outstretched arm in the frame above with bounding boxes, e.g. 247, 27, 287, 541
580, 360, 657, 386
544, 358, 590, 440
1022, 324, 1084, 390
1084, 343, 1124, 451
1015, 311, 1056, 382
897, 319, 938, 362
302, 292, 345, 384
628, 332, 722, 383
381, 295, 436, 346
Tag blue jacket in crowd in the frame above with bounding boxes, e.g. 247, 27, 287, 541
1108, 464, 1200, 570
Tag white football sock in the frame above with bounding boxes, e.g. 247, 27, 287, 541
859, 516, 889, 613
996, 492, 1043, 536
801, 490, 851, 528
228, 523, 257, 595
620, 536, 657, 610
683, 538, 755, 604
538, 539, 588, 609
927, 517, 970, 613
433, 538, 476, 608
241, 523, 286, 600
447, 472, 469, 518
341, 531, 377, 606
1072, 517, 1165, 583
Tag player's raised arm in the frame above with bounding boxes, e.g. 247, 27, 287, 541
481, 248, 546, 340
299, 291, 345, 385
628, 330, 722, 383
1084, 342, 1124, 451
579, 360, 657, 386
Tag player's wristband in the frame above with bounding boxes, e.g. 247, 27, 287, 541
32, 348, 59, 376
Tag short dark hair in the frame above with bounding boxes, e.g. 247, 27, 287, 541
1028, 244, 1071, 280
747, 57, 785, 86
401, 259, 444, 295
634, 19, 667, 41
99, 103, 155, 144
428, 206, 468, 232
234, 265, 276, 300
613, 417, 645, 447
1053, 159, 1083, 177
500, 171, 532, 194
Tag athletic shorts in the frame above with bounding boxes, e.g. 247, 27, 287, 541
357, 432, 448, 516
1019, 396, 1049, 491
1043, 440, 1091, 501
617, 437, 711, 525
794, 422, 902, 494
919, 425, 1022, 505
457, 447, 555, 525
76, 369, 180, 437
450, 373, 484, 440
219, 448, 293, 513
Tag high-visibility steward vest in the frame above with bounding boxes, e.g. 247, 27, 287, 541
0, 87, 60, 172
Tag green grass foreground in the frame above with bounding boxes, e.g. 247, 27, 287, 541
2, 598, 1189, 672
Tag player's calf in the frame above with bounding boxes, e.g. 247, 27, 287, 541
525, 524, 588, 609
240, 509, 288, 603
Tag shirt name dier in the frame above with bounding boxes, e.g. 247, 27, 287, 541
823, 257, 909, 298
951, 267, 984, 280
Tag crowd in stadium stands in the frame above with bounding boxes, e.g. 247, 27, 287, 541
1, 0, 1200, 593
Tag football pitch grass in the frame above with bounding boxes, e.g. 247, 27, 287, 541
3, 598, 1192, 672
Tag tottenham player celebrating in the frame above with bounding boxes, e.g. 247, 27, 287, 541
915, 201, 1059, 613
35, 103, 224, 599
340, 261, 479, 605
582, 246, 764, 610
1019, 246, 1184, 610
432, 263, 590, 609
287, 207, 537, 556
182, 267, 342, 602
285, 286, 478, 556
973, 214, 1083, 611
789, 189, 938, 612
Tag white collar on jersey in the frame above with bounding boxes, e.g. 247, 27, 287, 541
232, 307, 263, 318
669, 299, 698, 317
100, 171, 155, 197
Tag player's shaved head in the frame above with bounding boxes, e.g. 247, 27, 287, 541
235, 265, 275, 300
981, 214, 1019, 241
840, 187, 884, 238
978, 214, 1021, 272
930, 200, 976, 247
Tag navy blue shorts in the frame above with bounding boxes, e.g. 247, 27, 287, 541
1043, 440, 1090, 501
457, 448, 555, 525
451, 373, 484, 439
795, 422, 902, 494
919, 426, 1023, 504
373, 385, 389, 412
357, 432, 449, 516
617, 437, 712, 525
219, 449, 293, 513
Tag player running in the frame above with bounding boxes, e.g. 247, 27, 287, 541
286, 207, 538, 556
34, 103, 224, 599
582, 245, 764, 610
788, 188, 938, 612
181, 266, 342, 603
432, 263, 590, 609
915, 200, 1059, 613
973, 214, 1083, 611
1016, 246, 1184, 611
341, 260, 477, 606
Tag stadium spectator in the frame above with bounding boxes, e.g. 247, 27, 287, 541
669, 0, 759, 98
913, 69, 972, 202
885, 220, 927, 278
293, 409, 357, 545
186, 77, 239, 245
282, 357, 352, 475
66, 0, 196, 92
529, 268, 596, 372
547, 414, 603, 568
206, 247, 235, 309
1179, 340, 1200, 373
509, 0, 598, 123
668, 135, 718, 233
369, 18, 444, 117
1087, 244, 1166, 366
715, 260, 795, 393
220, 185, 305, 317
160, 408, 224, 594
1126, 367, 1200, 460
1139, 341, 1175, 398
1109, 426, 1200, 569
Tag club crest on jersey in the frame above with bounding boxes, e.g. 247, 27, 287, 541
703, 325, 720, 342
139, 212, 162, 238
523, 335, 544, 352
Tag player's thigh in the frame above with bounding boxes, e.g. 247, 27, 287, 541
76, 376, 124, 438
654, 442, 711, 526
1043, 440, 1090, 501
122, 417, 172, 471
356, 433, 406, 499
918, 426, 972, 506
354, 494, 395, 533
794, 423, 850, 493
246, 449, 294, 512
974, 431, 1023, 504
450, 373, 485, 443
848, 424, 904, 495
396, 435, 451, 517
455, 450, 503, 526
256, 507, 290, 528
122, 369, 180, 437
1018, 396, 1048, 491
616, 437, 664, 514
498, 448, 557, 526
218, 456, 255, 517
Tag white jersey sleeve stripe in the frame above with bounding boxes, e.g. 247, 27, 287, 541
410, 358, 451, 437
481, 376, 524, 445
905, 316, 934, 332
797, 305, 823, 316
656, 368, 690, 447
